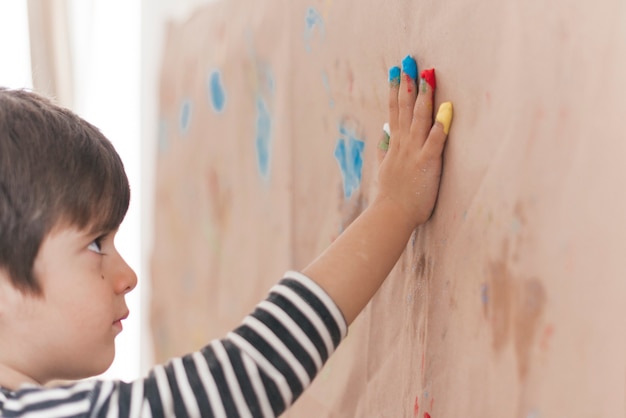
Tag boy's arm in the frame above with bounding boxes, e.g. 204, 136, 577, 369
0, 57, 452, 418
304, 60, 452, 325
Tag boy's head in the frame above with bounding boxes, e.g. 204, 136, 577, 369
0, 88, 130, 295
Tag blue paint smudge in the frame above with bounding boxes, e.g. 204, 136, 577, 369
334, 123, 365, 198
321, 70, 335, 108
304, 7, 325, 53
481, 283, 489, 305
208, 70, 226, 112
158, 118, 169, 153
255, 96, 272, 179
179, 99, 192, 135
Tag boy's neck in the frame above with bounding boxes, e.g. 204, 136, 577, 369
0, 363, 40, 391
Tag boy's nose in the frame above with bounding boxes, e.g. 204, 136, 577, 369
113, 254, 138, 295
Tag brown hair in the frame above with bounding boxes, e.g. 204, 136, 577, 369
0, 88, 130, 294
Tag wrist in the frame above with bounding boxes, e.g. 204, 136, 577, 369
368, 195, 419, 235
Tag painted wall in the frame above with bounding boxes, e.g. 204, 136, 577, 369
140, 0, 215, 374
149, 0, 626, 416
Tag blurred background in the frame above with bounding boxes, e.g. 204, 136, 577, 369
0, 0, 215, 382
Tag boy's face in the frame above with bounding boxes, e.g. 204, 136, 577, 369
0, 226, 137, 384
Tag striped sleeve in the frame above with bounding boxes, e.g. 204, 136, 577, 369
139, 270, 347, 417
225, 271, 348, 416
0, 271, 348, 418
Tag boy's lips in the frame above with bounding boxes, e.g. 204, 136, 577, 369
114, 311, 129, 323
113, 311, 129, 332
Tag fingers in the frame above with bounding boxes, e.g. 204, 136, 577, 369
411, 69, 436, 146
388, 66, 401, 136
423, 102, 453, 159
386, 55, 452, 162
398, 55, 418, 133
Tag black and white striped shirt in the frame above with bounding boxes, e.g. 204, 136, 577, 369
0, 271, 347, 417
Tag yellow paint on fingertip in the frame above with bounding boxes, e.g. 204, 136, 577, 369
436, 102, 453, 134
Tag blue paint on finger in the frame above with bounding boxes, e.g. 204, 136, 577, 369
389, 66, 401, 85
402, 55, 418, 80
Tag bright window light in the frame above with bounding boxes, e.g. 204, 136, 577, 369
67, 0, 143, 382
0, 0, 32, 89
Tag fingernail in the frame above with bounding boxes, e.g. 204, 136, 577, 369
436, 102, 453, 134
382, 122, 390, 138
401, 55, 418, 80
420, 68, 436, 90
389, 66, 401, 86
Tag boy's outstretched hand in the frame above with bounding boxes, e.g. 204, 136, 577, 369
304, 55, 453, 325
377, 56, 452, 230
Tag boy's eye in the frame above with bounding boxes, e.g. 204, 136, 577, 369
87, 238, 103, 254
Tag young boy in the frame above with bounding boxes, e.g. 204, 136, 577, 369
0, 54, 452, 417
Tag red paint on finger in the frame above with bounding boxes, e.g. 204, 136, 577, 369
424, 413, 431, 418
420, 68, 436, 90
404, 74, 414, 93
413, 397, 419, 416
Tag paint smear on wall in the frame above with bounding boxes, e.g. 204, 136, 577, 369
255, 96, 272, 180
207, 70, 226, 112
334, 122, 365, 198
481, 283, 489, 317
304, 7, 325, 52
179, 99, 192, 135
245, 31, 275, 181
321, 70, 335, 108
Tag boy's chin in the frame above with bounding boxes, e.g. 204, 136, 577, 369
51, 347, 115, 383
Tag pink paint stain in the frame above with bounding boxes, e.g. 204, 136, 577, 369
347, 69, 354, 94
413, 396, 419, 416
540, 324, 555, 350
